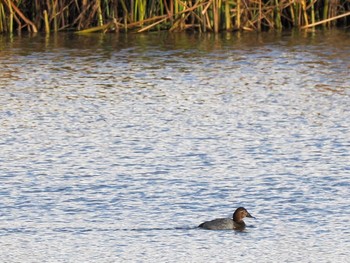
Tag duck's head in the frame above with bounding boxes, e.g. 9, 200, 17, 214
233, 207, 254, 222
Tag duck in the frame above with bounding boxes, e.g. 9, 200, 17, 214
198, 207, 254, 230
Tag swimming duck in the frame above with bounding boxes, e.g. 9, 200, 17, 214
198, 207, 254, 230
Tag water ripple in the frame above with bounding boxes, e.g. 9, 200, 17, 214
0, 31, 349, 263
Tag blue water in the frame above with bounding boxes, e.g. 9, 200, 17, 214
0, 31, 349, 262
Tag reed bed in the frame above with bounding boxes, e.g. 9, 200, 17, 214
0, 0, 349, 34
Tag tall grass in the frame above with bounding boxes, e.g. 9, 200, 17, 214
0, 0, 349, 34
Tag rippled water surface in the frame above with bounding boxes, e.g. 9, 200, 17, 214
1, 30, 350, 262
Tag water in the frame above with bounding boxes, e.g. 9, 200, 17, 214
0, 30, 350, 262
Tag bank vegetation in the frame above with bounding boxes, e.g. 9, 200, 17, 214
0, 0, 349, 34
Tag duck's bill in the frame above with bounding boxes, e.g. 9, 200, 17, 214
246, 212, 255, 218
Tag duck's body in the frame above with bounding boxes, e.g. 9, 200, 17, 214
198, 207, 253, 230
198, 218, 245, 230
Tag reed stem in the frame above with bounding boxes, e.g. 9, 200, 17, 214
275, 0, 282, 30
323, 0, 329, 28
301, 11, 350, 29
236, 0, 241, 29
225, 0, 231, 31
44, 10, 50, 33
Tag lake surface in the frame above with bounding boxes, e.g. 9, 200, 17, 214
0, 30, 350, 262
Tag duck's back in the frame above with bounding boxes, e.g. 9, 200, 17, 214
198, 218, 234, 230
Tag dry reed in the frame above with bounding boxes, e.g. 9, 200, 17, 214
0, 0, 349, 34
